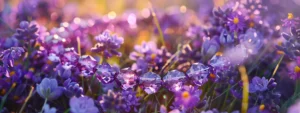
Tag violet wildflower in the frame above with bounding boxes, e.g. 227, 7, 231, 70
70, 96, 99, 113
289, 65, 300, 80
63, 79, 83, 98
95, 63, 119, 84
172, 86, 202, 110
61, 48, 79, 64
56, 63, 72, 79
36, 78, 63, 100
288, 100, 300, 113
282, 13, 300, 28
120, 90, 140, 112
201, 39, 220, 62
249, 76, 269, 93
0, 47, 25, 67
43, 104, 57, 113
276, 27, 300, 60
100, 90, 140, 112
78, 55, 97, 76
219, 29, 234, 45
227, 13, 246, 32
91, 31, 124, 58
13, 21, 38, 41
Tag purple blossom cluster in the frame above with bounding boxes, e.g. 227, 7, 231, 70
0, 0, 300, 113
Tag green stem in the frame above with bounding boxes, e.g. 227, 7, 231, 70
40, 98, 48, 113
0, 83, 16, 110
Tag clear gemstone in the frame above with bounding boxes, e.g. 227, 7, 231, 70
186, 63, 210, 86
116, 68, 137, 90
139, 72, 162, 94
208, 55, 230, 71
240, 28, 263, 54
96, 63, 119, 84
163, 70, 186, 92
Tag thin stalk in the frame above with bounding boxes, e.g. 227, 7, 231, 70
40, 98, 48, 113
239, 66, 249, 113
0, 83, 16, 110
271, 54, 284, 78
19, 86, 34, 113
148, 1, 165, 46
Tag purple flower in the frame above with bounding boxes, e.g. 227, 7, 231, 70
13, 21, 38, 41
63, 79, 83, 98
201, 39, 220, 61
61, 48, 79, 64
43, 104, 57, 113
78, 55, 97, 76
227, 13, 245, 32
249, 76, 269, 93
289, 65, 300, 80
282, 13, 300, 28
36, 78, 63, 100
172, 86, 202, 110
288, 100, 300, 113
120, 90, 140, 112
91, 30, 124, 58
99, 90, 140, 112
70, 96, 99, 113
95, 63, 119, 84
0, 47, 25, 67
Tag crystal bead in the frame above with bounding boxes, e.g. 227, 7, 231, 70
96, 63, 119, 84
208, 55, 230, 71
116, 68, 137, 90
186, 63, 210, 86
139, 72, 162, 94
163, 70, 186, 92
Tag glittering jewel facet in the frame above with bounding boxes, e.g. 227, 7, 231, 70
139, 72, 162, 94
186, 63, 210, 86
96, 64, 119, 84
163, 70, 186, 92
116, 68, 137, 90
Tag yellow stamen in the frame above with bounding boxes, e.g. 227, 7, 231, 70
10, 71, 15, 76
151, 54, 156, 60
249, 22, 255, 28
13, 95, 19, 100
182, 91, 190, 99
29, 68, 35, 72
1, 89, 6, 95
233, 17, 239, 24
294, 66, 300, 73
288, 13, 294, 20
210, 73, 216, 79
259, 104, 265, 111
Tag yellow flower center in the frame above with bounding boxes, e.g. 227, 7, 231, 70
151, 54, 156, 60
10, 71, 15, 76
288, 13, 294, 20
259, 104, 265, 111
295, 66, 300, 73
13, 95, 19, 100
249, 22, 255, 28
233, 17, 239, 24
29, 68, 35, 72
182, 91, 190, 99
1, 89, 6, 96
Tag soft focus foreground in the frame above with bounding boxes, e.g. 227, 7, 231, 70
0, 0, 300, 113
